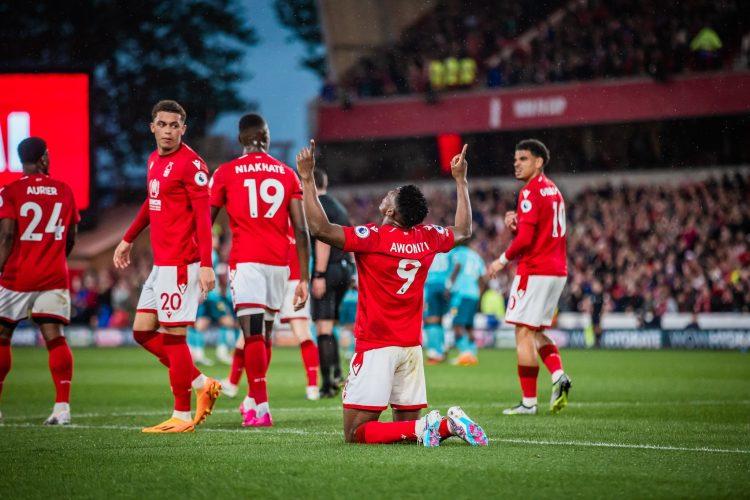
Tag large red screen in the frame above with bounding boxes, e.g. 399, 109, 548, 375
0, 74, 90, 209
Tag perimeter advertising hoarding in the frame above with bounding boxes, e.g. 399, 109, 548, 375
0, 73, 90, 209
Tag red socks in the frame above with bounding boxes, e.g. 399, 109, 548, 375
0, 337, 11, 401
299, 340, 319, 387
134, 330, 200, 381
539, 344, 563, 374
354, 420, 417, 444
439, 418, 452, 440
45, 337, 73, 403
244, 336, 269, 405
265, 338, 273, 366
518, 365, 539, 399
229, 348, 245, 385
162, 334, 192, 412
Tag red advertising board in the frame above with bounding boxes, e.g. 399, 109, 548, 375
316, 72, 750, 142
0, 74, 90, 209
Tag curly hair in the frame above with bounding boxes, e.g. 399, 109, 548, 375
395, 184, 429, 228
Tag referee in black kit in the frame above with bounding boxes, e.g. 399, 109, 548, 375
311, 168, 354, 397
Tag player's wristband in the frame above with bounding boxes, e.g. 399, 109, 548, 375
499, 253, 509, 266
313, 271, 326, 279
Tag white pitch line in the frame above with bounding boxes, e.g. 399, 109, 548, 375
1, 423, 748, 454
3, 399, 748, 422
495, 437, 750, 455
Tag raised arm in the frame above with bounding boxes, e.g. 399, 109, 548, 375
296, 140, 346, 249
0, 218, 15, 272
447, 144, 472, 245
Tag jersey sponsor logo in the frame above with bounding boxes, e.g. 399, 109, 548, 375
149, 179, 160, 199
390, 241, 430, 254
520, 199, 532, 213
163, 161, 174, 178
194, 171, 208, 186
355, 225, 370, 238
26, 186, 58, 196
539, 186, 559, 197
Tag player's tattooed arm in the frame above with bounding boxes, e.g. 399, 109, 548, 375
290, 198, 311, 310
448, 144, 472, 245
0, 218, 15, 272
296, 140, 346, 249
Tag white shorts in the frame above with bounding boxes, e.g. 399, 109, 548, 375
136, 262, 201, 327
342, 346, 427, 412
279, 279, 311, 323
504, 274, 567, 329
230, 262, 288, 317
0, 287, 71, 324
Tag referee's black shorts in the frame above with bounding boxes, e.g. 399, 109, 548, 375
312, 263, 351, 321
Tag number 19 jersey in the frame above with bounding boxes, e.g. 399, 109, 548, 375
343, 223, 454, 352
209, 152, 302, 266
0, 174, 80, 291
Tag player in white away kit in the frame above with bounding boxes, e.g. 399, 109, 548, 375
489, 139, 572, 415
113, 100, 220, 433
210, 113, 310, 427
0, 137, 78, 425
298, 140, 488, 447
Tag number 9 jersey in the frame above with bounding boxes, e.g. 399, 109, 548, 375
342, 223, 454, 352
0, 174, 79, 292
209, 152, 302, 267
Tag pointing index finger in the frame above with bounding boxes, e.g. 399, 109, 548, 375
459, 144, 468, 163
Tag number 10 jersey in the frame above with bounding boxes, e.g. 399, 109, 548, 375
209, 152, 303, 266
342, 223, 454, 353
0, 174, 79, 292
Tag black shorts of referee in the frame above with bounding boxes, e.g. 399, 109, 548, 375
312, 260, 353, 321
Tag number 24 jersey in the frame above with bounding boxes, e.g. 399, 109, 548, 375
343, 223, 454, 352
0, 174, 80, 291
209, 152, 302, 266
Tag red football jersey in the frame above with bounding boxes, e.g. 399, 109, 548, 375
210, 152, 302, 266
512, 173, 567, 276
145, 143, 211, 266
0, 174, 80, 291
286, 222, 300, 281
343, 223, 455, 352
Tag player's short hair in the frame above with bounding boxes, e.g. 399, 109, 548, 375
395, 184, 429, 228
151, 100, 186, 123
238, 113, 268, 147
516, 139, 550, 167
17, 137, 47, 164
313, 168, 328, 190
238, 113, 267, 132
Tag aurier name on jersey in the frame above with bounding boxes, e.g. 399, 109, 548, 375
0, 175, 80, 291
342, 223, 454, 352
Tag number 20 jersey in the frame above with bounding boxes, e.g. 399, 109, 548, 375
343, 223, 454, 352
209, 152, 302, 266
0, 174, 80, 291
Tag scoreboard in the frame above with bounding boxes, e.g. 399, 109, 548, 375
0, 73, 90, 210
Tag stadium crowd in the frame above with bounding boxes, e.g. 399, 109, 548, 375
70, 172, 749, 327
323, 0, 747, 101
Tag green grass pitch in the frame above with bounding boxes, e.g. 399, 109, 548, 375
1, 347, 748, 498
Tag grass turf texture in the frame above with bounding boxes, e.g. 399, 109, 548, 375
1, 347, 748, 499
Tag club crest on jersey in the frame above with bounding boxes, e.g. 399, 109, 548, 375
355, 226, 370, 238
163, 161, 174, 177
521, 199, 532, 213
149, 179, 160, 198
194, 171, 208, 186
